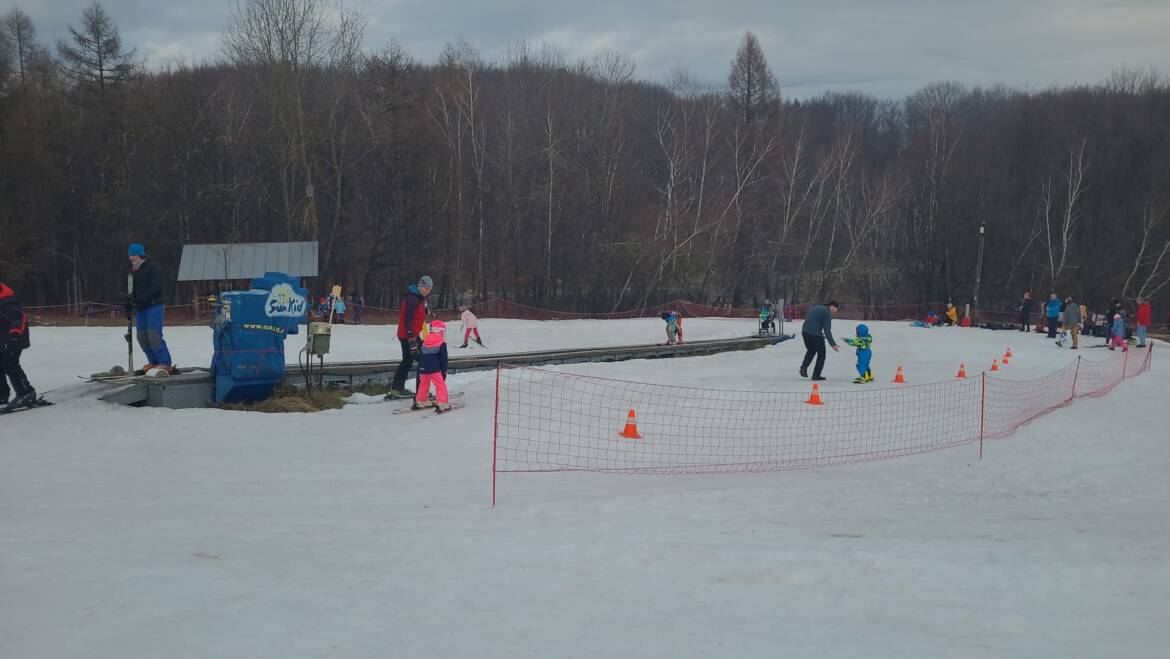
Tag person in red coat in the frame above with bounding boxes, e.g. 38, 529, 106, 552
1135, 297, 1151, 348
387, 275, 432, 398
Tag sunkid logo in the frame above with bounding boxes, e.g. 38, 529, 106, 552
265, 283, 307, 318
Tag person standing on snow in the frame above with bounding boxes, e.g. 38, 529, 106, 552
387, 275, 432, 399
799, 301, 840, 381
126, 243, 174, 374
0, 282, 37, 410
1062, 295, 1082, 350
1044, 292, 1061, 338
843, 324, 874, 383
1135, 297, 1151, 348
1018, 291, 1034, 332
413, 319, 451, 412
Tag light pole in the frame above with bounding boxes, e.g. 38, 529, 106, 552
972, 224, 986, 321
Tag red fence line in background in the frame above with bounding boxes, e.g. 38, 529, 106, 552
491, 346, 1153, 504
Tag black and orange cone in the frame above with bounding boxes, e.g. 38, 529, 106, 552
956, 363, 967, 379
990, 358, 1000, 372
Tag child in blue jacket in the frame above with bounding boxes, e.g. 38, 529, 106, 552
843, 324, 874, 383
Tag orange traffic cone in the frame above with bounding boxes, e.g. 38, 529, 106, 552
1002, 354, 1010, 366
618, 409, 642, 439
1005, 347, 1013, 359
805, 383, 824, 406
892, 366, 907, 384
990, 358, 1000, 372
956, 363, 967, 379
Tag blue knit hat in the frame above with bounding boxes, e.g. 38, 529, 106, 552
128, 243, 146, 257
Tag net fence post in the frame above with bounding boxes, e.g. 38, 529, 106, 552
492, 364, 500, 507
979, 371, 986, 460
1122, 343, 1129, 385
1071, 355, 1081, 401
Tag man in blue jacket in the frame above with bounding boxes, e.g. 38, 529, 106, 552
799, 301, 840, 381
1045, 292, 1062, 338
126, 243, 174, 374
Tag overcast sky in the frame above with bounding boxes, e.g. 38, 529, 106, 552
6, 0, 1170, 98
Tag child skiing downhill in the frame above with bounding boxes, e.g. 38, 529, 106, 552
843, 324, 874, 383
414, 320, 452, 412
459, 305, 484, 348
661, 310, 680, 345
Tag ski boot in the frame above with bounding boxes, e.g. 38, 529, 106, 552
383, 388, 415, 401
475, 337, 484, 347
411, 399, 435, 410
434, 402, 452, 413
459, 343, 468, 348
5, 390, 36, 411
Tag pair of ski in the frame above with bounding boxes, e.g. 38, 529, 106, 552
388, 390, 465, 416
0, 396, 54, 416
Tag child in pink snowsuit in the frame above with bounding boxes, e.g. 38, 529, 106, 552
1110, 314, 1127, 351
414, 320, 451, 411
459, 305, 483, 348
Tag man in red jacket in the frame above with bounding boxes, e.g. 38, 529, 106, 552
1135, 297, 1151, 348
386, 275, 433, 399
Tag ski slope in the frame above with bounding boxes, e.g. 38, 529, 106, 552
2, 319, 1168, 658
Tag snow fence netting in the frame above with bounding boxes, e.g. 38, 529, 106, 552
492, 346, 1152, 503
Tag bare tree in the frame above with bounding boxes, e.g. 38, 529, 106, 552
1040, 138, 1089, 288
727, 31, 779, 128
1123, 196, 1170, 299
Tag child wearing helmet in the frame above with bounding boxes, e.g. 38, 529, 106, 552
843, 324, 874, 383
459, 305, 484, 348
414, 319, 452, 411
1109, 314, 1127, 351
660, 310, 680, 345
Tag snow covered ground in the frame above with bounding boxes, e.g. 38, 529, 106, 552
2, 319, 1168, 658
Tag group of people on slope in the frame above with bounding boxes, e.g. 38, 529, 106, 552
796, 301, 876, 384
313, 293, 364, 324
1018, 291, 1153, 351
384, 275, 484, 411
923, 302, 967, 327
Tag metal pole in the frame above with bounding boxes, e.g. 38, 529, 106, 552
972, 224, 986, 321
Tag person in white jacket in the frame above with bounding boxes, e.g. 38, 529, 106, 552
459, 306, 484, 348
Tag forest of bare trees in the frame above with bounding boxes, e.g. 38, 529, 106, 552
2, 1, 1169, 316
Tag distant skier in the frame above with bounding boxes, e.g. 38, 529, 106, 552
843, 324, 874, 383
1110, 313, 1127, 351
1018, 291, 1034, 332
759, 299, 777, 336
126, 243, 175, 374
1045, 293, 1061, 338
387, 275, 432, 399
0, 282, 37, 410
414, 320, 451, 412
1135, 297, 1151, 348
661, 310, 680, 345
459, 305, 484, 348
799, 301, 840, 381
925, 310, 941, 326
675, 309, 685, 344
1062, 295, 1081, 349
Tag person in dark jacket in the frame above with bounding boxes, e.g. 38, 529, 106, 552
387, 275, 432, 399
799, 301, 840, 381
1062, 295, 1082, 349
0, 282, 37, 409
1017, 291, 1034, 332
126, 243, 174, 373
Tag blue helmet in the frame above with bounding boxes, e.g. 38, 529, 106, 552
856, 324, 870, 336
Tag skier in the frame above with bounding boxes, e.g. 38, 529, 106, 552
759, 299, 777, 336
0, 282, 38, 410
1045, 293, 1061, 338
1110, 313, 1127, 351
944, 302, 958, 326
661, 310, 680, 345
1018, 291, 1034, 332
1135, 297, 1151, 348
843, 324, 874, 383
414, 319, 451, 412
459, 305, 484, 348
675, 308, 685, 344
126, 243, 174, 374
799, 301, 840, 381
387, 275, 432, 399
